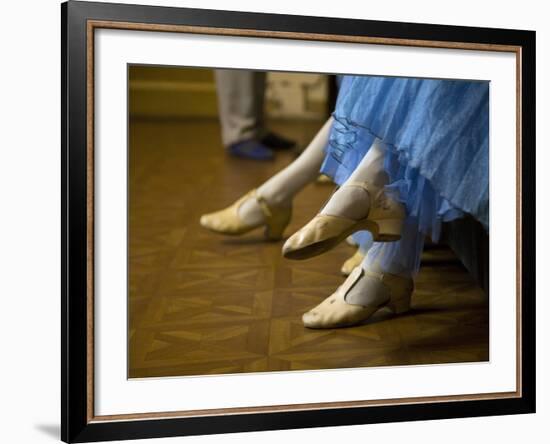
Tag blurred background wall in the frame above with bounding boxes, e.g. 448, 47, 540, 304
128, 65, 330, 120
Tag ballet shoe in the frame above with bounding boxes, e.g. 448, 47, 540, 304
341, 249, 365, 276
200, 189, 291, 240
316, 174, 333, 184
302, 267, 413, 329
282, 181, 405, 260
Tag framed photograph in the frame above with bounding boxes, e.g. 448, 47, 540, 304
61, 1, 536, 442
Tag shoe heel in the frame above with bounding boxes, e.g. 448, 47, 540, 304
263, 208, 291, 241
375, 218, 403, 241
264, 224, 285, 241
387, 292, 411, 314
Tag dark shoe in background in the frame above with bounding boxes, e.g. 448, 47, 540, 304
227, 139, 274, 160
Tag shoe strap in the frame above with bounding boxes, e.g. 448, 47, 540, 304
234, 189, 259, 214
340, 265, 364, 294
363, 269, 384, 280
342, 180, 383, 198
343, 180, 373, 189
254, 190, 290, 222
364, 269, 414, 291
342, 267, 396, 307
255, 192, 274, 220
236, 189, 287, 223
318, 180, 377, 219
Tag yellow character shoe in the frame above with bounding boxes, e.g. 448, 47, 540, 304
302, 266, 413, 329
282, 181, 405, 260
199, 189, 291, 241
341, 248, 366, 276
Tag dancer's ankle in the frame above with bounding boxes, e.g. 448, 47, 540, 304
256, 187, 292, 209
369, 169, 390, 189
237, 194, 265, 226
320, 184, 371, 220
362, 259, 413, 279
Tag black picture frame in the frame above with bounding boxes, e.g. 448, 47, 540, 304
61, 1, 536, 442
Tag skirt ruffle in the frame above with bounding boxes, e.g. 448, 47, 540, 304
320, 75, 489, 243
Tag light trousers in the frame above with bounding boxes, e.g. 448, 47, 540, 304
214, 69, 267, 147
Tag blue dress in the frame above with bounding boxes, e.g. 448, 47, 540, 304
320, 75, 489, 274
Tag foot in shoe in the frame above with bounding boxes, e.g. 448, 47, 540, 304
200, 189, 291, 240
282, 181, 405, 260
302, 266, 414, 329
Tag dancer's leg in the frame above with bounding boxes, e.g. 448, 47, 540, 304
236, 116, 333, 225
200, 117, 333, 238
362, 219, 425, 277
345, 218, 423, 306
282, 137, 405, 260
320, 138, 388, 221
301, 219, 421, 328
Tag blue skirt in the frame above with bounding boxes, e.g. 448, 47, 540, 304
320, 75, 489, 243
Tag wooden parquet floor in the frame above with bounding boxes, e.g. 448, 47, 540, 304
128, 118, 489, 378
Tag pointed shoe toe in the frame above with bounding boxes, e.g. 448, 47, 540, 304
282, 214, 357, 260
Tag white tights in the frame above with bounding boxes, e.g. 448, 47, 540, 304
237, 117, 333, 224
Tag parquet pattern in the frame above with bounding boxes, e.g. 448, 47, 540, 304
128, 119, 489, 378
